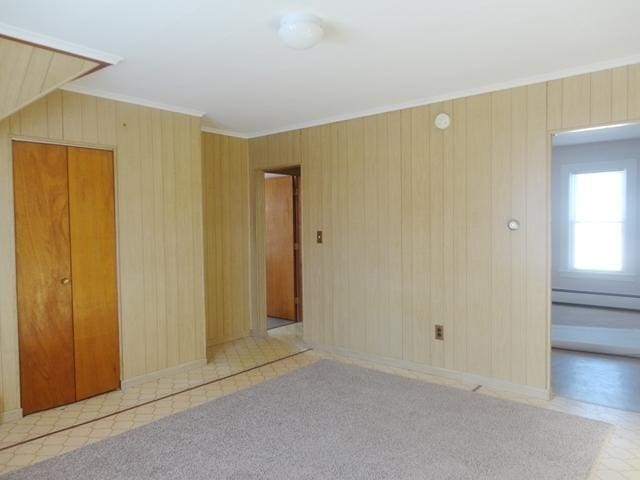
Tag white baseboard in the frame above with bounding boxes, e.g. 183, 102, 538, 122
553, 325, 640, 357
0, 408, 23, 424
121, 359, 207, 390
553, 290, 640, 310
308, 342, 550, 401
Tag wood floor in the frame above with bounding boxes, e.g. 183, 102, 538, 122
552, 348, 640, 413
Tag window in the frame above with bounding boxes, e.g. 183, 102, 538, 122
569, 170, 626, 271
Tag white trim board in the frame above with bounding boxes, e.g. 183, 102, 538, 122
0, 22, 122, 65
308, 342, 551, 401
553, 290, 640, 310
553, 325, 640, 357
120, 359, 207, 390
61, 84, 206, 118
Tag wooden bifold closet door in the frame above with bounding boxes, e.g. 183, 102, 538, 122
13, 141, 120, 415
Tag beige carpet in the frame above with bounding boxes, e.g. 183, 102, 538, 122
2, 360, 611, 479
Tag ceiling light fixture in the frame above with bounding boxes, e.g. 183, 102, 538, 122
278, 13, 324, 50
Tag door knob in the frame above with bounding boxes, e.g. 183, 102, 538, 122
61, 278, 70, 285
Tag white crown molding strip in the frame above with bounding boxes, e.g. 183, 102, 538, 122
61, 84, 205, 118
0, 22, 122, 65
201, 125, 249, 139
246, 53, 640, 138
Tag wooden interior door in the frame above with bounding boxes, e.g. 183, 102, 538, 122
265, 176, 296, 320
67, 147, 120, 400
13, 141, 76, 415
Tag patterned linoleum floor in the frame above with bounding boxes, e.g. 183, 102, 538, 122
0, 323, 637, 479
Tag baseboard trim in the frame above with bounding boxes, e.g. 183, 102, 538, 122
553, 324, 640, 357
121, 359, 207, 390
207, 330, 252, 348
308, 342, 550, 401
552, 290, 640, 310
0, 408, 23, 424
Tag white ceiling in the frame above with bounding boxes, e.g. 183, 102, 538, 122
553, 122, 640, 146
2, 0, 640, 137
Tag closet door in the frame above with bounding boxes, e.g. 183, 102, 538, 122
265, 176, 296, 320
13, 141, 76, 415
67, 147, 120, 400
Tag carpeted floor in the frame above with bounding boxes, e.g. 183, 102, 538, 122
2, 360, 611, 480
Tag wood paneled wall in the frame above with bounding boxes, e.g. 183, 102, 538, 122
0, 37, 99, 122
201, 132, 251, 345
0, 90, 206, 417
247, 64, 640, 394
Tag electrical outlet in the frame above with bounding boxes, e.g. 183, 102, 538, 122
316, 230, 323, 244
435, 324, 444, 340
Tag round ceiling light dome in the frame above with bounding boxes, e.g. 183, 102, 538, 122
278, 13, 324, 50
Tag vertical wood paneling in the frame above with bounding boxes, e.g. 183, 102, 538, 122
321, 125, 334, 346
62, 91, 84, 142
240, 63, 640, 395
0, 118, 20, 414
589, 70, 612, 125
347, 119, 366, 353
117, 103, 145, 378
386, 111, 404, 360
410, 106, 430, 365
201, 132, 250, 346
0, 91, 205, 415
451, 98, 467, 373
302, 128, 318, 342
612, 66, 629, 121
333, 122, 349, 349
490, 90, 512, 381
525, 84, 548, 389
465, 94, 492, 377
562, 74, 591, 129
628, 64, 640, 120
546, 80, 563, 131
191, 118, 206, 356
0, 37, 98, 122
441, 101, 455, 370
151, 110, 168, 369
161, 111, 179, 367
510, 87, 528, 385
400, 110, 414, 362
429, 104, 444, 368
139, 107, 158, 373
364, 117, 379, 354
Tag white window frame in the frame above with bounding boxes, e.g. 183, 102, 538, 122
560, 158, 637, 280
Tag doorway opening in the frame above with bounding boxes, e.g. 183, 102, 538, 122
263, 167, 302, 336
550, 122, 640, 412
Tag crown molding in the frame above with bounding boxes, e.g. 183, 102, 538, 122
61, 84, 205, 117
246, 53, 640, 139
0, 22, 122, 65
201, 125, 249, 139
